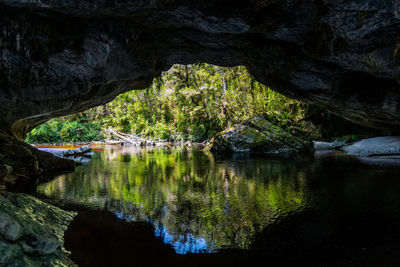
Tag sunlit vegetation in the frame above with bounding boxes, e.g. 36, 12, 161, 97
26, 63, 312, 143
25, 118, 102, 143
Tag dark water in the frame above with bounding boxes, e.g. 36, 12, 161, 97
37, 146, 400, 265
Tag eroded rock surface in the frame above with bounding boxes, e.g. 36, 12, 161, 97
0, 0, 399, 142
0, 191, 76, 266
205, 116, 313, 154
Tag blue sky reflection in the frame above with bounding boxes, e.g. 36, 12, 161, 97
155, 224, 213, 254
114, 211, 215, 254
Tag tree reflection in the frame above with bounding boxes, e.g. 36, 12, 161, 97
38, 146, 314, 253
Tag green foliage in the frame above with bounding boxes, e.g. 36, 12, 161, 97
25, 117, 102, 143
26, 63, 313, 143
102, 64, 310, 141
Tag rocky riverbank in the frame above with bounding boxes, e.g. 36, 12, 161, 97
30, 132, 207, 149
313, 136, 400, 166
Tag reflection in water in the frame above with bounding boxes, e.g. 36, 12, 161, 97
38, 146, 315, 253
37, 145, 400, 257
113, 210, 213, 254
155, 224, 213, 254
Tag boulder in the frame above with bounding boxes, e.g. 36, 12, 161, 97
205, 116, 313, 154
0, 191, 76, 266
342, 136, 400, 157
0, 131, 76, 188
313, 141, 334, 151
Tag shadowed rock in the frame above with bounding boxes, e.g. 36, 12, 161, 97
0, 191, 76, 266
0, 131, 76, 188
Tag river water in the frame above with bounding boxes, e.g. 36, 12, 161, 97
37, 145, 400, 266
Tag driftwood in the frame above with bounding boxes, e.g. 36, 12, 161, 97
107, 128, 136, 144
106, 128, 206, 148
38, 146, 92, 158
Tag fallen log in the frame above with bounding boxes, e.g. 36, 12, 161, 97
107, 128, 135, 144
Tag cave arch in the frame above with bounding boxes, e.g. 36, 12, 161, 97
1, 0, 400, 141
0, 0, 400, 184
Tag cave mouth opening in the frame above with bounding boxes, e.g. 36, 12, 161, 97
24, 62, 396, 149
24, 63, 310, 146
3, 60, 396, 194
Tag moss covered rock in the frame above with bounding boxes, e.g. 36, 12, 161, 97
0, 191, 76, 266
205, 116, 313, 154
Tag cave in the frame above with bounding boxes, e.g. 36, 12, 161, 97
1, 1, 400, 176
1, 0, 400, 266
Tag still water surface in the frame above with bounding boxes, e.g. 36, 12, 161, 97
37, 146, 400, 260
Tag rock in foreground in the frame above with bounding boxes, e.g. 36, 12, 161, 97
205, 117, 313, 154
0, 191, 76, 266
